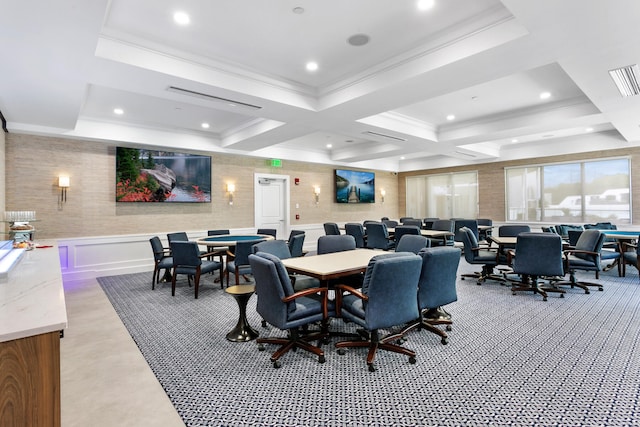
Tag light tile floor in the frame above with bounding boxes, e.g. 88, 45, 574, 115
60, 277, 184, 427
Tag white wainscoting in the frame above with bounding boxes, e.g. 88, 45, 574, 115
57, 224, 331, 281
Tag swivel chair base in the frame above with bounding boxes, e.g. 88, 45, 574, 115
511, 275, 566, 301
257, 328, 327, 368
549, 271, 603, 294
336, 324, 419, 372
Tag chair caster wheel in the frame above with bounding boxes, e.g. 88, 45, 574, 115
446, 325, 452, 331
441, 337, 448, 345
318, 355, 326, 364
543, 297, 547, 301
261, 320, 267, 328
585, 290, 590, 294
560, 294, 564, 298
337, 348, 346, 355
368, 364, 376, 372
273, 360, 281, 369
598, 287, 603, 291
409, 356, 416, 364
322, 337, 330, 344
258, 344, 265, 351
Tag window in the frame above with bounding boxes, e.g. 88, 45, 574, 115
406, 172, 478, 219
505, 158, 631, 224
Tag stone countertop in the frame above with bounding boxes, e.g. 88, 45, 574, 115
0, 242, 67, 343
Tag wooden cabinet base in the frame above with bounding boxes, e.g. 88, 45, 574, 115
0, 331, 61, 427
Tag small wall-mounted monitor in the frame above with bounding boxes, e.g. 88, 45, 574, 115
116, 147, 211, 203
335, 169, 375, 203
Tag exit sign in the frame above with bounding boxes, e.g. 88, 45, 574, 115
269, 159, 282, 167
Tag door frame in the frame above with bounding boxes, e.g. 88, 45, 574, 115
254, 172, 291, 235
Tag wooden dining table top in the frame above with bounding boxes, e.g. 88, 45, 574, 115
281, 249, 387, 281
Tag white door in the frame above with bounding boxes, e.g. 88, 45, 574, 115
254, 174, 289, 239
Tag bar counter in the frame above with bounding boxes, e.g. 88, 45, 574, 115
0, 242, 67, 427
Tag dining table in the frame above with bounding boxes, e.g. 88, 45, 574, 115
281, 248, 386, 287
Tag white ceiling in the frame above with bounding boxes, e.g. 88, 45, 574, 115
2, 0, 640, 172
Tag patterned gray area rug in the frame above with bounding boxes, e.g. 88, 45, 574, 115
98, 262, 640, 427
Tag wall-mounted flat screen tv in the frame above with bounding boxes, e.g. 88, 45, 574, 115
335, 169, 375, 203
116, 147, 211, 202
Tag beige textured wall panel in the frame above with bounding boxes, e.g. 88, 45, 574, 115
5, 134, 399, 239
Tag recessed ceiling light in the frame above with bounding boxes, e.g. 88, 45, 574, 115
446, 114, 455, 121
417, 0, 435, 11
400, 156, 406, 160
292, 7, 305, 14
585, 127, 594, 132
326, 144, 332, 148
113, 108, 124, 115
306, 61, 319, 72
173, 11, 190, 25
201, 123, 210, 129
511, 139, 519, 143
539, 91, 551, 100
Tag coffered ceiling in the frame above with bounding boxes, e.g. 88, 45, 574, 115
2, 0, 640, 171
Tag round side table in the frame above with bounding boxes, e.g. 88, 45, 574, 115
225, 284, 259, 342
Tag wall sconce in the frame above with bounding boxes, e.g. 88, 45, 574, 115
313, 186, 321, 205
380, 188, 386, 203
58, 175, 70, 203
226, 183, 235, 205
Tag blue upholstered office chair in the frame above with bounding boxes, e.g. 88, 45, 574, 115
454, 219, 481, 245
257, 228, 277, 238
344, 223, 366, 248
382, 219, 399, 229
317, 235, 360, 287
555, 229, 605, 293
399, 216, 414, 223
622, 236, 640, 277
335, 252, 422, 371
226, 239, 263, 286
415, 247, 460, 344
402, 218, 423, 228
253, 239, 319, 292
149, 236, 172, 289
317, 235, 356, 254
429, 219, 455, 247
207, 229, 230, 264
249, 252, 330, 368
167, 231, 206, 256
496, 224, 531, 254
169, 241, 223, 298
323, 222, 341, 235
423, 217, 439, 230
477, 218, 493, 241
509, 232, 566, 301
395, 234, 430, 254
287, 232, 306, 258
393, 225, 421, 247
459, 226, 506, 285
365, 222, 395, 250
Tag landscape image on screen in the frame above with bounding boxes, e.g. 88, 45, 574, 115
116, 147, 211, 203
335, 169, 375, 203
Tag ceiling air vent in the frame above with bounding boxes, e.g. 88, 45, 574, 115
609, 64, 640, 97
167, 86, 262, 109
362, 131, 407, 142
